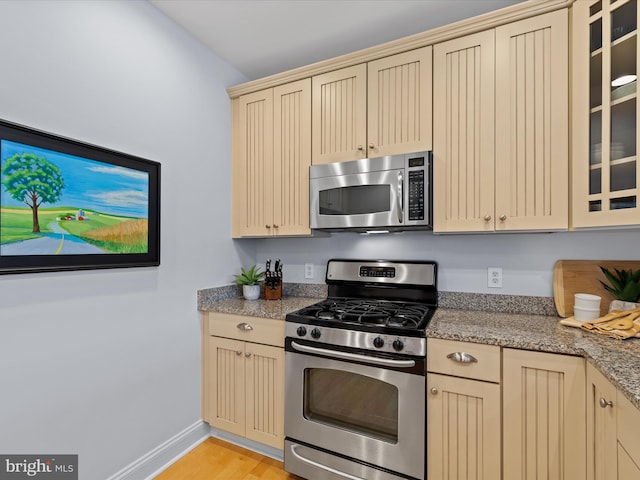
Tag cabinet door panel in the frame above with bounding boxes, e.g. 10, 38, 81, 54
618, 443, 640, 480
245, 343, 284, 449
503, 349, 585, 480
572, 0, 640, 228
238, 90, 274, 236
586, 364, 618, 480
273, 79, 311, 236
616, 387, 640, 471
208, 336, 245, 437
495, 10, 569, 231
312, 64, 367, 164
433, 30, 495, 232
368, 46, 432, 157
427, 373, 501, 480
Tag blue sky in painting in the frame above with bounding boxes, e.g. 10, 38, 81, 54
1, 140, 149, 218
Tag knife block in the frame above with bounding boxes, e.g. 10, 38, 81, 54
265, 281, 282, 300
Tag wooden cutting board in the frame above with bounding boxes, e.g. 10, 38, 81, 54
553, 260, 640, 317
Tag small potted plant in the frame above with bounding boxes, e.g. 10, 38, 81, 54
599, 266, 640, 311
234, 264, 265, 300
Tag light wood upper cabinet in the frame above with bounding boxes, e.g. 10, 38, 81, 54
495, 10, 569, 231
232, 79, 311, 237
312, 47, 432, 165
433, 30, 496, 232
502, 348, 586, 480
572, 0, 640, 228
434, 10, 568, 232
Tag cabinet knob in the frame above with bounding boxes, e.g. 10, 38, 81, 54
430, 387, 438, 395
357, 145, 364, 151
447, 352, 478, 364
368, 143, 375, 150
245, 352, 252, 358
273, 224, 279, 228
499, 214, 507, 221
235, 350, 242, 356
599, 397, 614, 408
266, 224, 271, 229
237, 322, 253, 331
484, 214, 492, 222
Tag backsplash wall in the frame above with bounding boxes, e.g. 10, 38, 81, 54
252, 229, 640, 297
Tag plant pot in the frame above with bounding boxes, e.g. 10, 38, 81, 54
242, 284, 260, 301
609, 300, 640, 312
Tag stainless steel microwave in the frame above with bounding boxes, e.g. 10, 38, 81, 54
310, 151, 432, 232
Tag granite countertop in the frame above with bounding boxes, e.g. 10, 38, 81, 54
199, 296, 323, 320
428, 309, 640, 410
199, 289, 640, 410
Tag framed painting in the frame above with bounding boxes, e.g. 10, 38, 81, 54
0, 119, 160, 274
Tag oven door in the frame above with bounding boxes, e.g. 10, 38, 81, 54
310, 168, 404, 230
284, 343, 425, 480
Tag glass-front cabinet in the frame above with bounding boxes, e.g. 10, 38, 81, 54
573, 0, 640, 227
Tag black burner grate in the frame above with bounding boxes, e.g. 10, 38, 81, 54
295, 298, 432, 331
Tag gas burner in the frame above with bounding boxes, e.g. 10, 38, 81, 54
316, 311, 336, 320
285, 259, 437, 338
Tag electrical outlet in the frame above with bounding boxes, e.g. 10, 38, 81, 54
487, 267, 503, 288
304, 263, 314, 279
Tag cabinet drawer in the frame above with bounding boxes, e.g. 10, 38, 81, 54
208, 312, 285, 347
427, 338, 501, 383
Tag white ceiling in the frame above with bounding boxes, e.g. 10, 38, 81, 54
149, 0, 527, 81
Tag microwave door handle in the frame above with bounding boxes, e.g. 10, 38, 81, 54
397, 171, 404, 223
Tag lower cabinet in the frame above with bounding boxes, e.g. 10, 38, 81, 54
587, 363, 640, 480
503, 348, 586, 480
427, 339, 501, 480
202, 313, 285, 450
428, 341, 588, 480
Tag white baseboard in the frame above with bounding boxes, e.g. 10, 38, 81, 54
210, 428, 284, 462
105, 420, 210, 480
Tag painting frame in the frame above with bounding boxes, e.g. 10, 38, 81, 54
0, 119, 160, 275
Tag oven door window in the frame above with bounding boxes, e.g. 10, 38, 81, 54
318, 185, 390, 215
303, 368, 399, 443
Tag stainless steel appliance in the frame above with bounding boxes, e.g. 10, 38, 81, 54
310, 152, 432, 232
284, 259, 437, 480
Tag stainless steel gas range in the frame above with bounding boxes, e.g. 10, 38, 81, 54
284, 259, 437, 480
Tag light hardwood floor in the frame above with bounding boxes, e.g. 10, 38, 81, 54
154, 438, 302, 480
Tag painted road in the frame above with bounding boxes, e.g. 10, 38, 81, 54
0, 222, 104, 255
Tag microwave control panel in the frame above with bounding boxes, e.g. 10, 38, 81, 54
407, 155, 425, 221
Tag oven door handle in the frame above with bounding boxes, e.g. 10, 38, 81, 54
290, 341, 416, 368
290, 443, 366, 480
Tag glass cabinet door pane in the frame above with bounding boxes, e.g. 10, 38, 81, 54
611, 0, 637, 42
610, 99, 636, 159
590, 110, 602, 165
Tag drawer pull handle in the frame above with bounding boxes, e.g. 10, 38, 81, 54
447, 352, 478, 364
237, 323, 253, 331
599, 397, 614, 408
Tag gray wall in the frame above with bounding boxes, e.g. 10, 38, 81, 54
256, 231, 640, 297
0, 1, 254, 477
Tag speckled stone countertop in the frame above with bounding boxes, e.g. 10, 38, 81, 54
197, 285, 640, 410
199, 296, 323, 320
428, 309, 640, 410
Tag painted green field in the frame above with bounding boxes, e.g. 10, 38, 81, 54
0, 207, 148, 253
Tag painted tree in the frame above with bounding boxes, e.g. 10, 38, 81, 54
1, 153, 65, 232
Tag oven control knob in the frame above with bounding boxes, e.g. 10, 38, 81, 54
310, 328, 322, 339
392, 339, 404, 351
296, 326, 307, 337
373, 337, 385, 348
